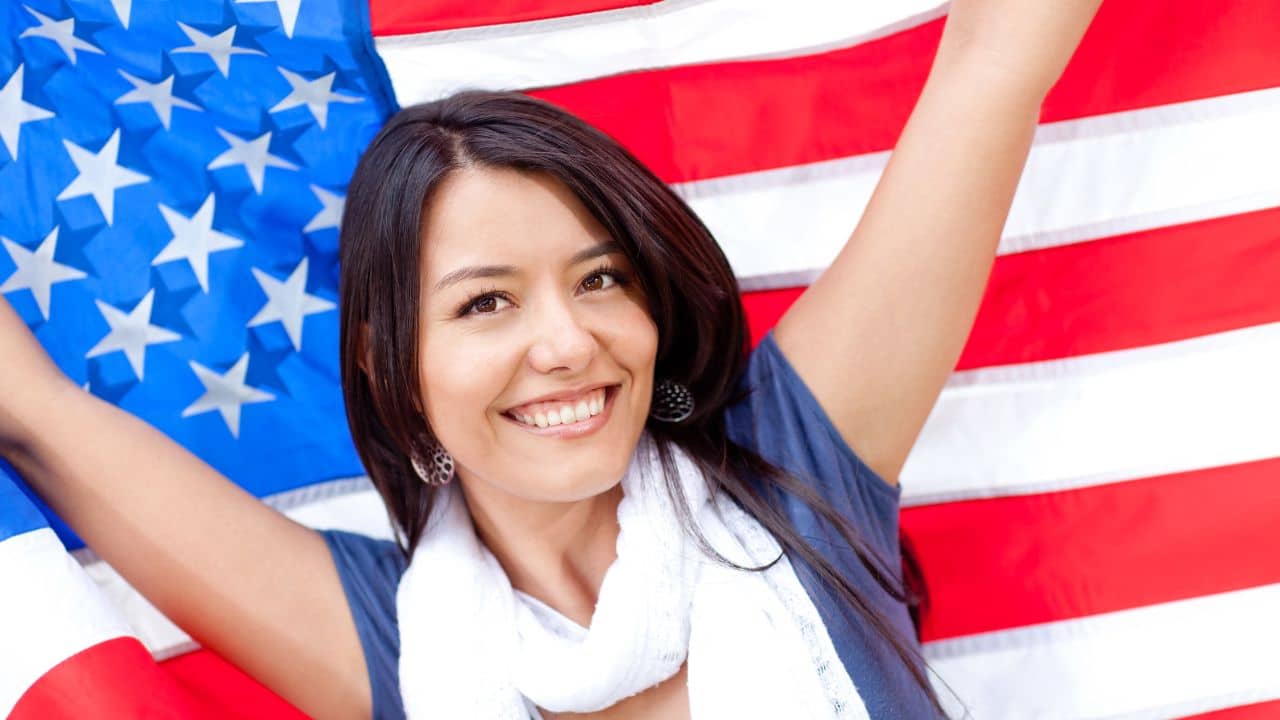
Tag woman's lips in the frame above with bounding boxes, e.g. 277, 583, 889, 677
503, 385, 618, 439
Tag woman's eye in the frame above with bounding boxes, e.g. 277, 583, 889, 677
466, 294, 510, 316
582, 272, 617, 293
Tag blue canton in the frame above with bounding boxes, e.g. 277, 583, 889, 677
0, 0, 397, 548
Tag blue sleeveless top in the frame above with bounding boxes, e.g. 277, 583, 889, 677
321, 330, 942, 719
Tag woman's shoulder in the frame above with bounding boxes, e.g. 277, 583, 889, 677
320, 530, 408, 720
722, 329, 903, 559
724, 332, 940, 718
322, 530, 407, 613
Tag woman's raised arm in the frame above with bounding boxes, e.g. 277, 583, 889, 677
772, 0, 1104, 485
0, 295, 371, 720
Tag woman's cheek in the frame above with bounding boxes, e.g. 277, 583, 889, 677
593, 291, 656, 337
419, 330, 489, 422
611, 303, 659, 363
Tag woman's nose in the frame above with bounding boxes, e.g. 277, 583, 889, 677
527, 297, 597, 374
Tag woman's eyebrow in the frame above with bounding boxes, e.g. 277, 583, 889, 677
432, 264, 518, 293
567, 241, 622, 266
432, 241, 621, 293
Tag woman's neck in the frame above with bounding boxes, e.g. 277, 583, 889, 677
459, 478, 624, 628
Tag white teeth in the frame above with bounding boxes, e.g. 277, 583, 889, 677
510, 387, 610, 427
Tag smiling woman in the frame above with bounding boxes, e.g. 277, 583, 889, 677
415, 167, 657, 508
0, 1, 1106, 717
332, 90, 949, 719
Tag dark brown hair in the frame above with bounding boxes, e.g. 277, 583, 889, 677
339, 90, 951, 716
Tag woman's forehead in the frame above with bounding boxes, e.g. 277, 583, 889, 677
419, 167, 612, 275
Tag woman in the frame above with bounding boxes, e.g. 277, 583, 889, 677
0, 1, 1103, 718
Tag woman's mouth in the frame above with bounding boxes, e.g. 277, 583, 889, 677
502, 385, 619, 438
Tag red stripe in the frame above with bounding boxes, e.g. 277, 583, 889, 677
11, 639, 307, 719
1180, 700, 1280, 719
530, 21, 941, 183
527, 0, 1280, 184
11, 637, 209, 719
369, 0, 657, 36
161, 649, 310, 719
742, 287, 805, 348
1045, 0, 1280, 120
742, 206, 1280, 367
901, 456, 1280, 641
961, 205, 1280, 368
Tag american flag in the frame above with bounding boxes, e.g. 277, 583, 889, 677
1, 0, 1277, 717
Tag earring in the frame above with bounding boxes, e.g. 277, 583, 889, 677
650, 378, 694, 423
411, 441, 455, 486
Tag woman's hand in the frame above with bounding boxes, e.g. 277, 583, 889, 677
934, 0, 1106, 100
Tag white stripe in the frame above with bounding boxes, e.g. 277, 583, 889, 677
0, 528, 133, 717
924, 583, 1280, 719
268, 476, 394, 538
901, 320, 1280, 506
679, 86, 1280, 288
378, 1, 947, 104
78, 478, 395, 658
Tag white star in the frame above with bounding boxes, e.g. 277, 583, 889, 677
19, 6, 104, 64
235, 0, 302, 39
86, 289, 182, 381
56, 129, 150, 226
109, 0, 132, 28
269, 69, 361, 129
181, 353, 274, 438
0, 227, 87, 320
207, 128, 297, 194
0, 65, 54, 161
303, 184, 344, 232
115, 70, 201, 129
152, 194, 243, 292
171, 22, 265, 78
247, 257, 334, 351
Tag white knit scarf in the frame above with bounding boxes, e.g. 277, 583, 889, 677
396, 432, 870, 719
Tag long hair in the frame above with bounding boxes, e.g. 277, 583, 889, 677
338, 89, 948, 716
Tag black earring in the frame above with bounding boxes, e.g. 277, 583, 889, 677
650, 378, 694, 423
411, 441, 455, 486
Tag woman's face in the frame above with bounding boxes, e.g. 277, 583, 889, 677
416, 166, 658, 504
